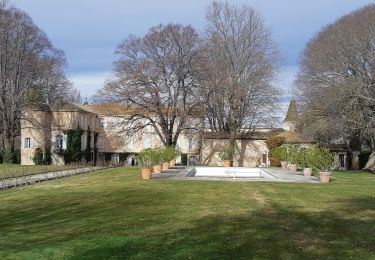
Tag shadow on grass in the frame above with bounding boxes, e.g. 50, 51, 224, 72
71, 197, 375, 259
0, 185, 171, 256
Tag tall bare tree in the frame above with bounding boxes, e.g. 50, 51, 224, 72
296, 4, 375, 151
99, 24, 203, 146
202, 1, 280, 146
0, 1, 70, 153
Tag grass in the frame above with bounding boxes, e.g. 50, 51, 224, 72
0, 164, 85, 179
0, 167, 374, 259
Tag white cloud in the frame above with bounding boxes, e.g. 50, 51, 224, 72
68, 72, 112, 99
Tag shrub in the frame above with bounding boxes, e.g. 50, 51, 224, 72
63, 127, 84, 164
295, 148, 309, 168
135, 148, 154, 168
287, 144, 300, 164
181, 154, 188, 165
266, 136, 285, 166
273, 146, 288, 162
150, 147, 164, 165
33, 147, 45, 165
162, 146, 178, 162
308, 145, 334, 172
44, 146, 52, 165
85, 127, 92, 162
218, 147, 235, 161
3, 146, 15, 164
359, 151, 371, 169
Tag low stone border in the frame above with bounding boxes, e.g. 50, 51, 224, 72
0, 166, 110, 190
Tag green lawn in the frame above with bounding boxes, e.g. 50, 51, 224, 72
0, 167, 374, 259
0, 164, 84, 179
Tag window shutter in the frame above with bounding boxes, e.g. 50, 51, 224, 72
51, 135, 56, 148
63, 135, 67, 149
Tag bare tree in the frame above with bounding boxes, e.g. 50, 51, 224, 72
98, 24, 203, 146
296, 4, 375, 151
202, 1, 280, 146
0, 1, 69, 153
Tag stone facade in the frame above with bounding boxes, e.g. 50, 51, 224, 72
21, 102, 201, 165
21, 100, 317, 167
21, 103, 98, 165
202, 138, 270, 167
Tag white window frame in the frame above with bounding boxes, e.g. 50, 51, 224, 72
56, 135, 63, 149
128, 136, 134, 149
112, 116, 122, 127
24, 137, 31, 149
99, 118, 106, 128
188, 138, 194, 151
143, 135, 151, 148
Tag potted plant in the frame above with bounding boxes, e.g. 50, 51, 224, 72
151, 147, 163, 174
287, 145, 300, 173
136, 148, 154, 179
161, 146, 175, 170
273, 146, 288, 169
296, 148, 312, 176
309, 145, 334, 183
218, 147, 235, 167
169, 148, 181, 167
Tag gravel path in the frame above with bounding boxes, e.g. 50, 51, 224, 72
0, 166, 109, 190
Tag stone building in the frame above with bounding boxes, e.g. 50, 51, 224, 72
21, 102, 98, 165
22, 100, 332, 167
20, 102, 200, 165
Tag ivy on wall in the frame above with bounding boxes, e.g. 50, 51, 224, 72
85, 127, 92, 163
32, 146, 52, 165
64, 127, 83, 163
265, 136, 285, 167
33, 148, 44, 165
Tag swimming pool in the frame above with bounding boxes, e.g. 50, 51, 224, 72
186, 167, 278, 179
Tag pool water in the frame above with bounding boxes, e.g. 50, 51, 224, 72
187, 167, 278, 179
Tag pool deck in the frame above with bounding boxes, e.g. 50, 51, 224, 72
151, 166, 321, 183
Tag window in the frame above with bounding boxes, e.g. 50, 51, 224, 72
80, 115, 86, 128
112, 117, 121, 127
96, 137, 104, 150
24, 138, 31, 148
339, 154, 345, 169
111, 153, 120, 164
99, 118, 106, 128
56, 135, 63, 149
188, 138, 193, 150
128, 136, 134, 149
143, 136, 151, 148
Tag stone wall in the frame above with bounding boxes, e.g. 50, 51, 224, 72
202, 138, 269, 167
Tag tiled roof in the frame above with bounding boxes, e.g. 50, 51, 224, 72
25, 102, 94, 114
274, 131, 314, 144
50, 102, 94, 113
203, 129, 285, 140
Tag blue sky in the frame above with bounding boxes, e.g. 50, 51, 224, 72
12, 0, 375, 103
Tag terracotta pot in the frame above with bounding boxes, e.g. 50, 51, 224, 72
153, 164, 162, 174
281, 161, 288, 169
303, 168, 312, 176
290, 164, 297, 173
162, 161, 170, 170
223, 160, 232, 167
141, 168, 152, 180
319, 172, 331, 183
169, 159, 176, 167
